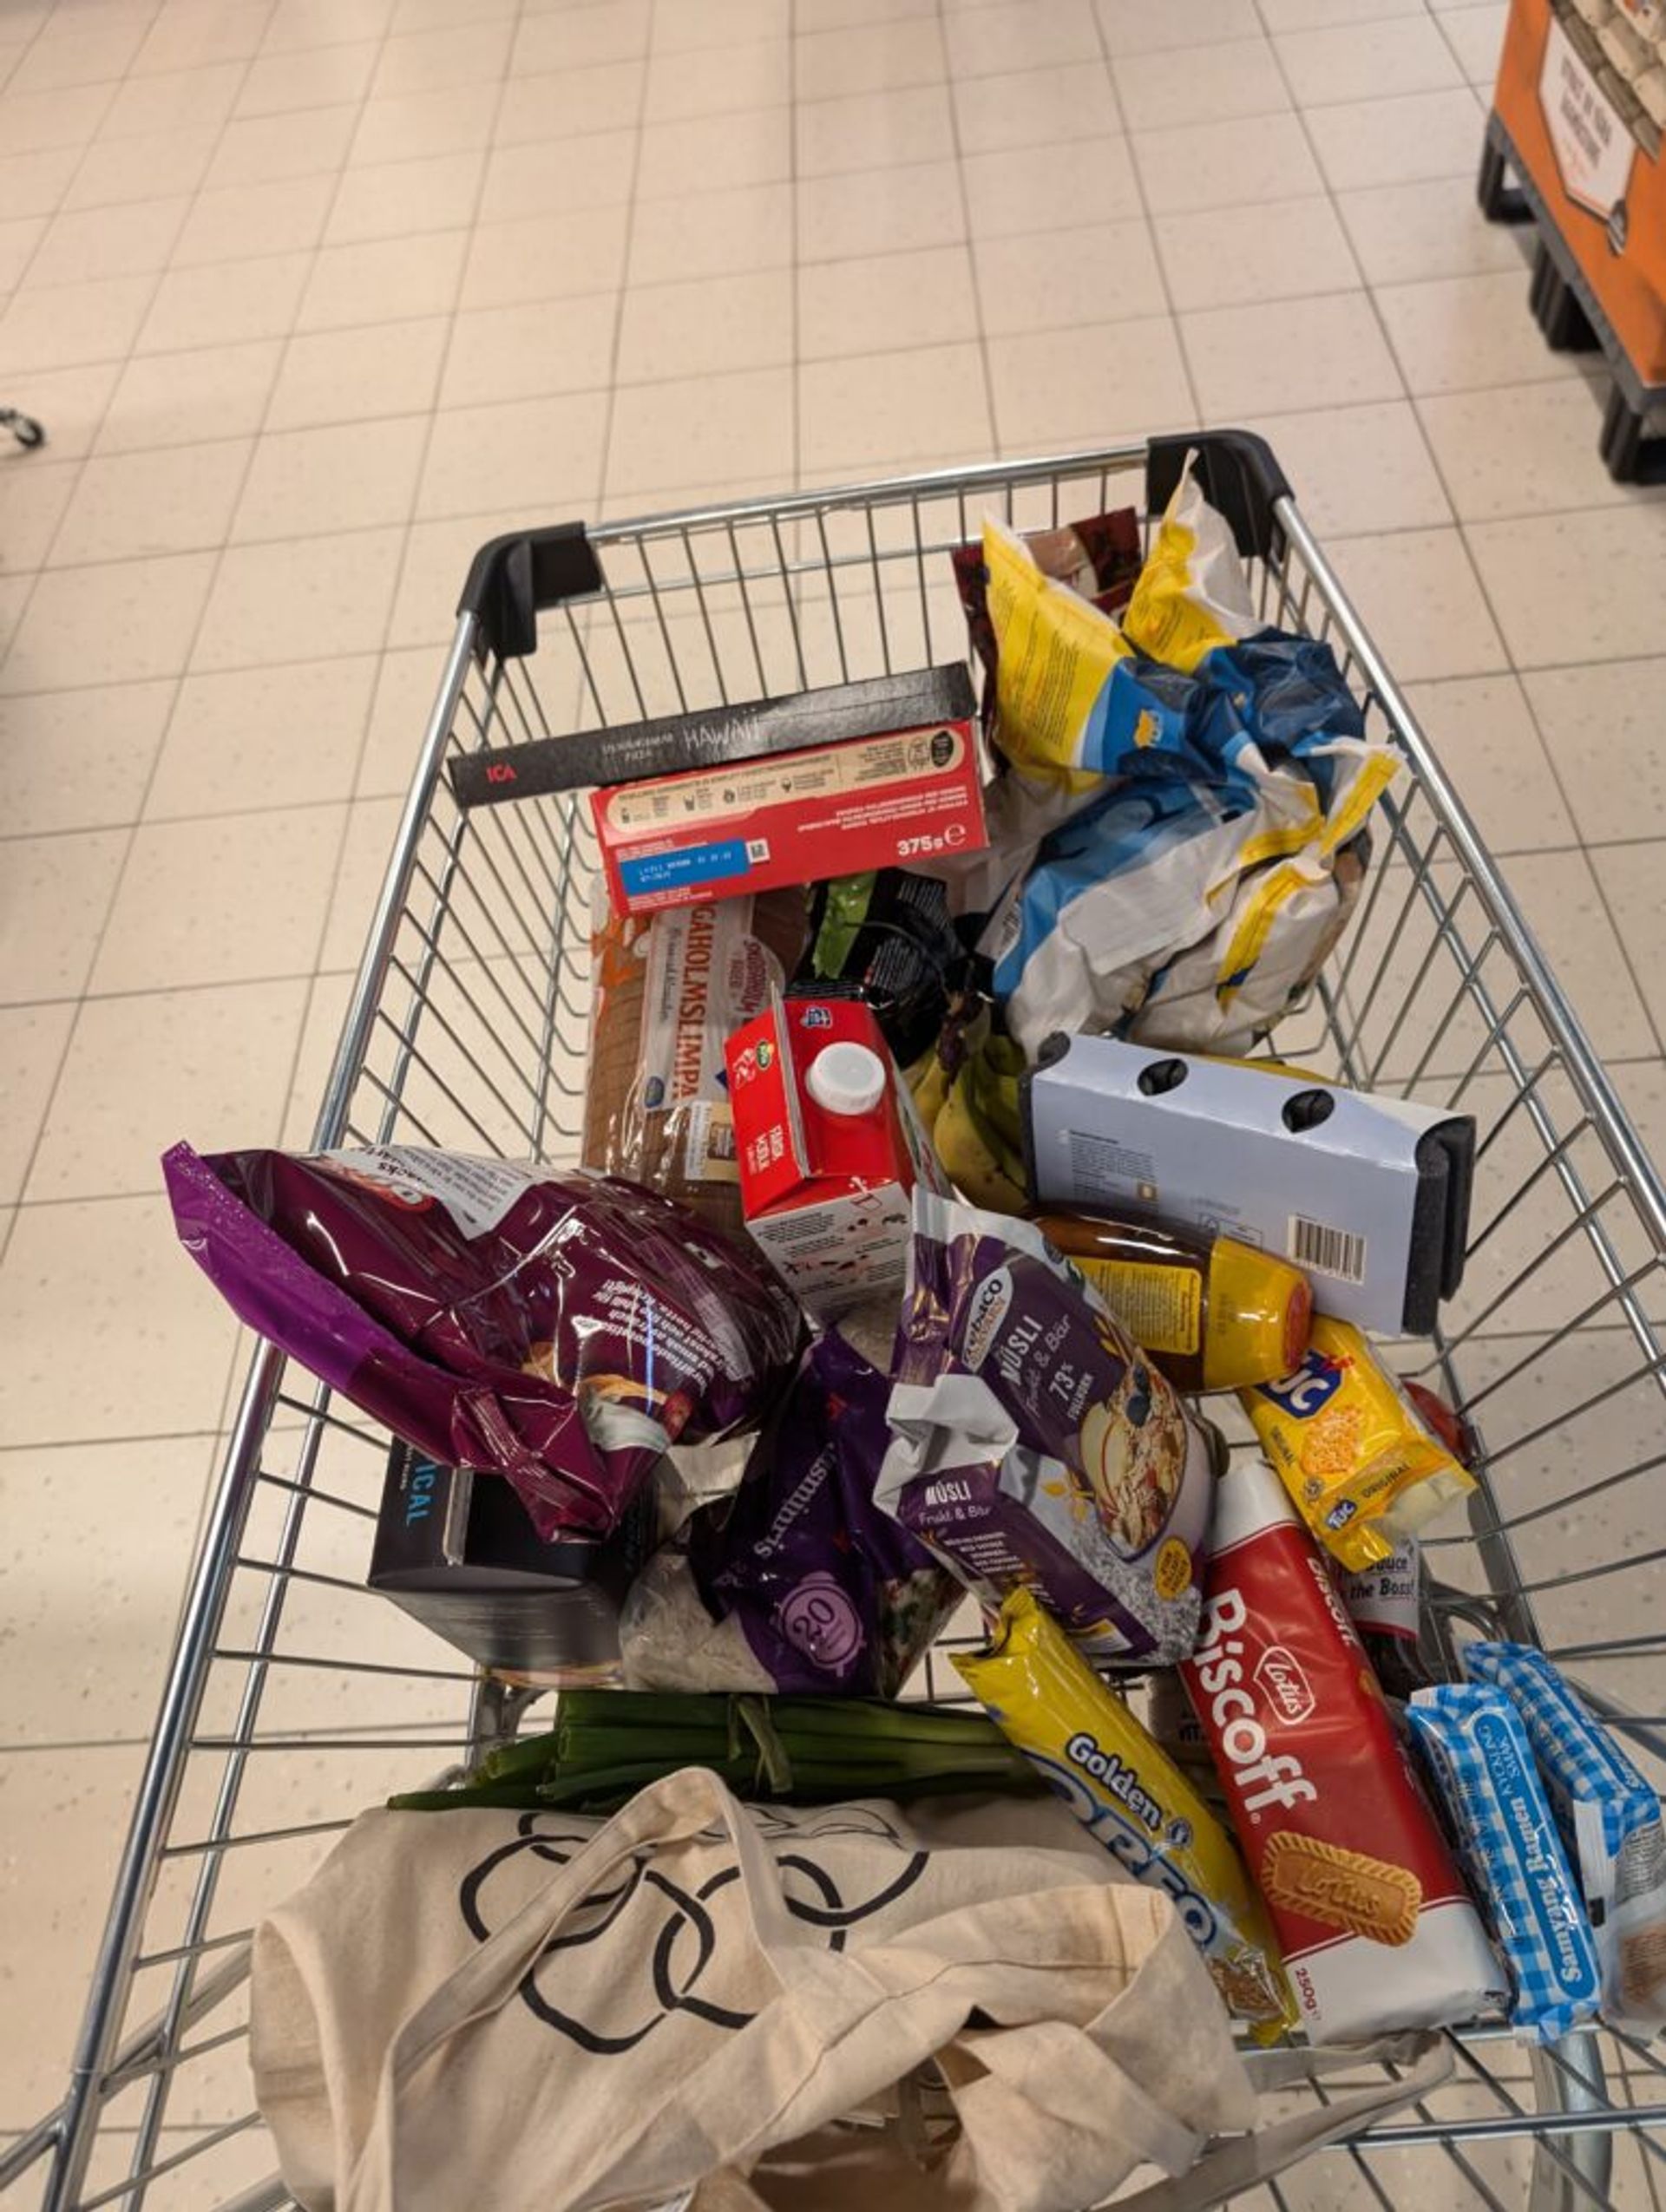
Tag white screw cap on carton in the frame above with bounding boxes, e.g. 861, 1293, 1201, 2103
806, 1040, 887, 1117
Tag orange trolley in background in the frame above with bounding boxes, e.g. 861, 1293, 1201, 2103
1483, 0, 1666, 479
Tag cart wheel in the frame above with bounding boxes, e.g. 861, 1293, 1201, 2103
0, 409, 45, 449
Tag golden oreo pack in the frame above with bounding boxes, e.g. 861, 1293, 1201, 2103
955, 1589, 1294, 2035
1243, 1316, 1474, 1573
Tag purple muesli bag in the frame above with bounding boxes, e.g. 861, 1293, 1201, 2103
163, 1142, 803, 1540
621, 1331, 962, 1695
875, 1191, 1219, 1663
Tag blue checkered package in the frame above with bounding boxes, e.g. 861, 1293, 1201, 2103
1464, 1641, 1666, 2032
1407, 1683, 1601, 2044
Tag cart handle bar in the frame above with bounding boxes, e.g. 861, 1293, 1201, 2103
454, 430, 1294, 662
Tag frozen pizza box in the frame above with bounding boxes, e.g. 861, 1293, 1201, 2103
591, 715, 987, 919
449, 664, 978, 808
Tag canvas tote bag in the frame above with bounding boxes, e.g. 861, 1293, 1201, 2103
251, 1768, 1450, 2212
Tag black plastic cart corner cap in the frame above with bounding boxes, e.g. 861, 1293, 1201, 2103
458, 524, 605, 661
1145, 430, 1293, 565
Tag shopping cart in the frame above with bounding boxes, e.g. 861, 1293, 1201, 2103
7, 432, 1665, 2212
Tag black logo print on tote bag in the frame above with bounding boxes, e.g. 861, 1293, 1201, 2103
458, 1806, 931, 2056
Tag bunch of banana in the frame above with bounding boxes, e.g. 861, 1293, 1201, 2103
906, 999, 1028, 1216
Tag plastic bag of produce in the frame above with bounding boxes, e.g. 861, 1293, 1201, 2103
164, 1143, 803, 1541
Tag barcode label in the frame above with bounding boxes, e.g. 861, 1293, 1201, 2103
1289, 1214, 1368, 1284
745, 837, 771, 862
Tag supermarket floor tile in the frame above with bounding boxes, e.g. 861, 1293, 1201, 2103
1302, 82, 1493, 189
0, 1001, 77, 1203
1519, 658, 1666, 847
25, 978, 312, 1199
1334, 173, 1529, 285
0, 1744, 149, 2120
89, 803, 349, 993
0, 1193, 244, 1448
0, 1435, 222, 1745
3, 0, 1665, 2195
1416, 373, 1666, 521
96, 335, 284, 451
1398, 671, 1577, 854
802, 239, 979, 356
1468, 500, 1666, 666
1325, 522, 1510, 679
1213, 397, 1453, 536
1597, 841, 1666, 1049
1182, 287, 1405, 418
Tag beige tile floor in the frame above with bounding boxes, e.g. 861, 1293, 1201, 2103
2, 0, 1665, 2198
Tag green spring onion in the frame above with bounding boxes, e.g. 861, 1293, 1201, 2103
389, 1691, 1042, 1814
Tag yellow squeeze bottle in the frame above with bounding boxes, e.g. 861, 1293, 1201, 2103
1034, 1212, 1311, 1393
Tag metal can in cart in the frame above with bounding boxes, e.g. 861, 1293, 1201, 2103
8, 433, 1664, 2212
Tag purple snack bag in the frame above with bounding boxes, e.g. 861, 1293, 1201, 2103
620, 1332, 961, 1695
707, 1332, 960, 1692
875, 1192, 1217, 1663
164, 1142, 803, 1541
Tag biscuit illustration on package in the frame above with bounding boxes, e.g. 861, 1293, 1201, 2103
1260, 1832, 1420, 1947
1179, 1457, 1505, 2042
1300, 1404, 1363, 1483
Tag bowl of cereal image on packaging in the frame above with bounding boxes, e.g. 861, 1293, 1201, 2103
1079, 1338, 1194, 1554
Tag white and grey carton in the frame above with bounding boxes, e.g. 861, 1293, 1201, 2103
1022, 1036, 1473, 1337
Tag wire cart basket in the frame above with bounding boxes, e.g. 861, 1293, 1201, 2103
8, 431, 1665, 2212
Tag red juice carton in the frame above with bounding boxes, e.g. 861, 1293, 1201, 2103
591, 720, 987, 918
725, 997, 949, 1320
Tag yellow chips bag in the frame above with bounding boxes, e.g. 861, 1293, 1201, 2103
1120, 452, 1257, 672
1243, 1316, 1475, 1573
955, 1589, 1295, 2038
981, 515, 1135, 795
